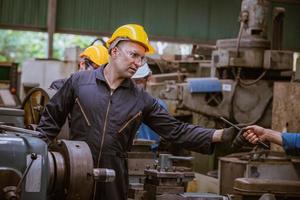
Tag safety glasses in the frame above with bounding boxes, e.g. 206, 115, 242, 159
117, 47, 147, 65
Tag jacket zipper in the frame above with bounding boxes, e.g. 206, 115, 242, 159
93, 90, 113, 200
118, 111, 142, 134
97, 90, 113, 165
75, 98, 91, 126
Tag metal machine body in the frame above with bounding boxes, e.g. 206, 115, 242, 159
0, 107, 24, 128
128, 139, 156, 200
141, 154, 228, 200
143, 154, 195, 200
144, 1, 300, 198
0, 132, 49, 200
0, 126, 115, 200
148, 0, 296, 129
219, 151, 300, 200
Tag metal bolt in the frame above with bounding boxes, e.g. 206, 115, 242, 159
31, 153, 37, 160
57, 140, 62, 146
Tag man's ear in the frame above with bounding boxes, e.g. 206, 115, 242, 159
110, 47, 118, 58
78, 61, 85, 71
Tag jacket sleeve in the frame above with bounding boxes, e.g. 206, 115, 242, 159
282, 133, 300, 156
142, 92, 215, 154
36, 76, 75, 140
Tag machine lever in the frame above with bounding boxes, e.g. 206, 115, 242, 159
158, 154, 193, 172
220, 117, 269, 149
16, 153, 38, 193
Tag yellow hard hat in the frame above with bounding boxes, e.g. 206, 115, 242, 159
80, 44, 109, 66
106, 24, 155, 54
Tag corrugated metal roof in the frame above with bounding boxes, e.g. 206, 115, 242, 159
0, 0, 47, 30
0, 0, 299, 50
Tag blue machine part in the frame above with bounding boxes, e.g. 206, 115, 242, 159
0, 133, 49, 200
187, 78, 222, 93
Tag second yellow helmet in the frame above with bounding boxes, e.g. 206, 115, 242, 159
80, 44, 109, 66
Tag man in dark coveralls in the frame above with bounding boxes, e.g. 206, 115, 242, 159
37, 24, 237, 200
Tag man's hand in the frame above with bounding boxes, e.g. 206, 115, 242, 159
243, 125, 283, 146
243, 125, 267, 145
221, 127, 239, 144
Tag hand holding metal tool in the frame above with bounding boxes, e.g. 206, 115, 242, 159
220, 117, 269, 149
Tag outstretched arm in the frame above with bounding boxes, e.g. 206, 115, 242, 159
243, 125, 283, 146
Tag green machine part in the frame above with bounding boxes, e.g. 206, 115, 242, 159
0, 127, 116, 200
0, 133, 49, 200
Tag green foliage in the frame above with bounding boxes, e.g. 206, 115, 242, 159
53, 33, 97, 60
0, 29, 98, 63
0, 29, 47, 62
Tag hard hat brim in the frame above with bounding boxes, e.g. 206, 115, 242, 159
107, 38, 155, 54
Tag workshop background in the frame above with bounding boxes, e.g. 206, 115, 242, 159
0, 0, 300, 200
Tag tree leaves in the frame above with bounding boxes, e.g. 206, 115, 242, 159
0, 29, 96, 63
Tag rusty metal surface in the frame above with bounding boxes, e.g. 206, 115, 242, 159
150, 73, 188, 84
128, 183, 146, 200
219, 151, 300, 196
128, 151, 154, 159
234, 178, 300, 196
143, 154, 195, 200
219, 157, 247, 195
145, 184, 184, 195
47, 151, 66, 194
127, 139, 156, 199
128, 139, 155, 177
163, 99, 192, 117
132, 139, 155, 146
22, 87, 50, 127
53, 140, 94, 200
272, 82, 300, 132
271, 82, 300, 151
232, 80, 273, 126
0, 169, 21, 199
181, 79, 236, 120
213, 40, 270, 68
128, 158, 155, 176
241, 0, 270, 38
144, 169, 195, 180
263, 50, 294, 70
271, 7, 285, 50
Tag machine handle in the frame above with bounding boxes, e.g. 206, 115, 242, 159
169, 156, 194, 161
93, 168, 116, 183
220, 117, 269, 149
16, 153, 38, 193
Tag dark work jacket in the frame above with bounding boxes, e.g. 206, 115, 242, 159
49, 78, 67, 90
37, 66, 215, 200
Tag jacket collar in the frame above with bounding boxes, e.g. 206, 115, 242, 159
95, 64, 131, 88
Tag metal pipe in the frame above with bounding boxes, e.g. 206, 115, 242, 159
220, 117, 269, 149
0, 125, 42, 137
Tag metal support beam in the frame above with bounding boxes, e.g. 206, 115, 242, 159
272, 7, 285, 50
47, 0, 57, 59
